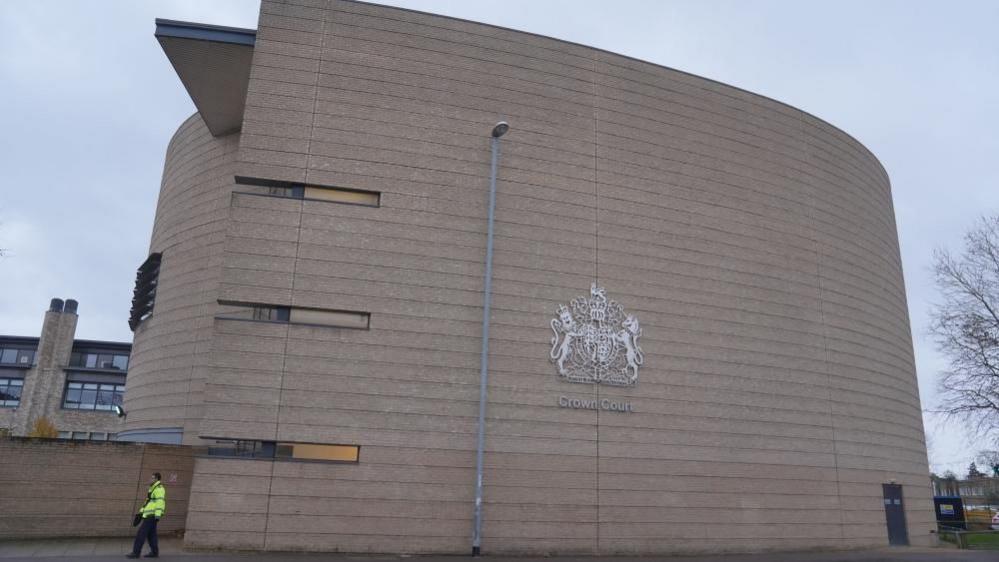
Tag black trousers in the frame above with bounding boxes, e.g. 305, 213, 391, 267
131, 516, 159, 555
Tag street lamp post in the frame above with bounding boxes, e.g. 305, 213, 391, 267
472, 121, 509, 556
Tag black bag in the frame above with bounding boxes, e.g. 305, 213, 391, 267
132, 513, 142, 527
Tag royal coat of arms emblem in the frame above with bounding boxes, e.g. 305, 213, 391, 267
549, 283, 644, 386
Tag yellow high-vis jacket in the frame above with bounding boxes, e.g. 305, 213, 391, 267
138, 481, 166, 519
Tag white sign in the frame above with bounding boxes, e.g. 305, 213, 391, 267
558, 395, 634, 413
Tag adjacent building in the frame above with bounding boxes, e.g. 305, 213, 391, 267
123, 0, 934, 554
0, 299, 129, 440
957, 477, 999, 508
932, 473, 999, 509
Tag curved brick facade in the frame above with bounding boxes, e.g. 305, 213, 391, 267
122, 115, 239, 443
130, 0, 932, 554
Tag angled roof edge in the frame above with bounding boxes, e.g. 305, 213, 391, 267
154, 18, 256, 46
155, 19, 257, 137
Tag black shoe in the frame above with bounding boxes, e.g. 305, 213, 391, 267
125, 555, 139, 560
143, 555, 158, 559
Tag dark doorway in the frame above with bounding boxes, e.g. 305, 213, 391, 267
882, 483, 909, 546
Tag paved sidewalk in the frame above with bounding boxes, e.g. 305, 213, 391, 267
0, 538, 186, 558
0, 539, 994, 562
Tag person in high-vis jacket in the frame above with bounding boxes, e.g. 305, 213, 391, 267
127, 472, 166, 559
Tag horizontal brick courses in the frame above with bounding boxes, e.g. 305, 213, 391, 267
0, 439, 193, 539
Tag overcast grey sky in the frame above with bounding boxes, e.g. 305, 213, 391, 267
1, 0, 996, 472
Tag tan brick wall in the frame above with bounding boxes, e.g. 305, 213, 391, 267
0, 438, 194, 539
136, 0, 934, 554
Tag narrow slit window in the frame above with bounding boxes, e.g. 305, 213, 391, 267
235, 177, 379, 207
218, 302, 368, 329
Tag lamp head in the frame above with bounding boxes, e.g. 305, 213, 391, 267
491, 121, 509, 138
113, 405, 126, 418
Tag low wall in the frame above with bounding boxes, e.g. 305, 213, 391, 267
0, 437, 194, 539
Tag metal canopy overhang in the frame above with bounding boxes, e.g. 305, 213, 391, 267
155, 19, 256, 137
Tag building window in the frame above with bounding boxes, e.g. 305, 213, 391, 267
129, 253, 161, 331
0, 378, 23, 407
207, 439, 359, 463
63, 382, 125, 411
235, 176, 380, 207
69, 351, 129, 370
0, 348, 35, 366
219, 303, 369, 329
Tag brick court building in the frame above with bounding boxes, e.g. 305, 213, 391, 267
120, 0, 934, 554
0, 299, 129, 440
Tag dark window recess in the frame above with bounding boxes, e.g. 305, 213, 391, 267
268, 185, 304, 198
207, 440, 276, 458
0, 378, 23, 407
129, 253, 161, 331
63, 382, 125, 411
253, 306, 291, 322
235, 176, 301, 194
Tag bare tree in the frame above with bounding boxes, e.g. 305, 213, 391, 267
930, 216, 999, 438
